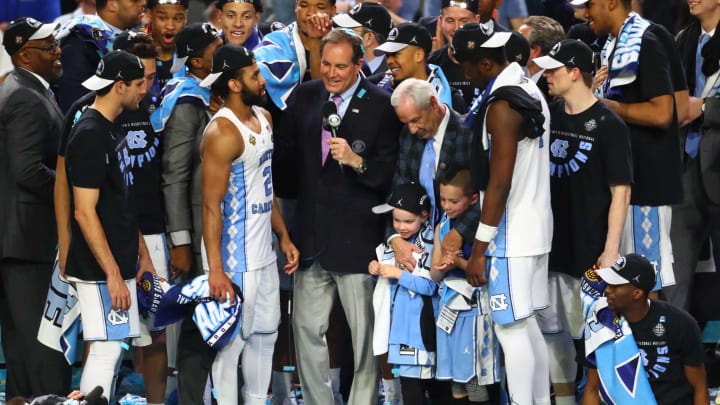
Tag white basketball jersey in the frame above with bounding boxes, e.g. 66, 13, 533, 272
479, 63, 553, 257
202, 106, 276, 274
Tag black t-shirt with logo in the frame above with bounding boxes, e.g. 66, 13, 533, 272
605, 31, 682, 206
117, 95, 164, 235
65, 108, 139, 281
629, 300, 704, 405
428, 45, 476, 113
60, 93, 164, 235
549, 100, 633, 277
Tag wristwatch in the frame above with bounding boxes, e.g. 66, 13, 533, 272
357, 159, 367, 174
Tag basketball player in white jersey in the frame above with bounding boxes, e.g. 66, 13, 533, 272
453, 23, 553, 405
199, 44, 300, 405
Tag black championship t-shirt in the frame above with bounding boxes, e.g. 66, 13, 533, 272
428, 45, 477, 112
65, 109, 139, 281
629, 300, 705, 405
60, 94, 165, 235
117, 94, 164, 235
549, 100, 633, 277
605, 30, 682, 206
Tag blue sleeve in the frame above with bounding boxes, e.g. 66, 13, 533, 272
398, 271, 437, 296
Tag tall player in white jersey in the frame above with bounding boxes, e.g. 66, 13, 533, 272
453, 24, 553, 405
199, 44, 299, 405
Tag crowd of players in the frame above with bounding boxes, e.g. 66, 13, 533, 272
0, 0, 717, 404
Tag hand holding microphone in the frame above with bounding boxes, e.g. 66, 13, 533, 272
322, 100, 364, 173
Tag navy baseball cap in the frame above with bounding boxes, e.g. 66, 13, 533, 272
595, 254, 656, 294
505, 30, 530, 66
372, 182, 430, 216
3, 17, 59, 56
534, 39, 594, 74
200, 44, 256, 87
374, 22, 432, 56
171, 22, 221, 73
82, 50, 145, 90
333, 2, 393, 38
451, 22, 512, 62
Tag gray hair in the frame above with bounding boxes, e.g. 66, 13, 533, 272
522, 16, 565, 55
390, 78, 437, 110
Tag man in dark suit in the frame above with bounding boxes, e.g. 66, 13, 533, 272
275, 28, 401, 405
670, 0, 720, 310
389, 78, 478, 271
0, 17, 71, 398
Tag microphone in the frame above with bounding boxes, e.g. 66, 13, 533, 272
322, 100, 343, 172
81, 386, 105, 405
322, 101, 342, 133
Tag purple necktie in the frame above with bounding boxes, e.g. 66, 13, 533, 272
321, 95, 343, 165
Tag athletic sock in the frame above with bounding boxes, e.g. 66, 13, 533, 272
554, 395, 577, 405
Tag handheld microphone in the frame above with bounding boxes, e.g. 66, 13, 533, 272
81, 386, 105, 405
322, 100, 343, 172
322, 101, 342, 133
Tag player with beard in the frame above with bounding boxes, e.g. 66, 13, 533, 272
199, 44, 299, 405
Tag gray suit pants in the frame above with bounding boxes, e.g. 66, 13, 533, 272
667, 156, 720, 309
292, 262, 379, 405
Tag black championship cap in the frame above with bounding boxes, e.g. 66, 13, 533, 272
113, 30, 150, 52
441, 0, 479, 13
2, 17, 59, 56
147, 0, 189, 8
505, 30, 530, 66
82, 50, 145, 91
171, 22, 221, 73
595, 254, 657, 294
451, 22, 512, 62
372, 183, 430, 216
200, 44, 256, 87
374, 22, 432, 56
333, 2, 393, 38
533, 39, 595, 74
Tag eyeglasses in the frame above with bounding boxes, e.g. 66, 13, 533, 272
22, 41, 60, 53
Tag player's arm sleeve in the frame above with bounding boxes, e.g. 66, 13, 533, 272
66, 126, 106, 189
603, 114, 634, 186
162, 103, 201, 237
639, 34, 673, 100
6, 91, 56, 202
680, 311, 705, 366
56, 35, 99, 113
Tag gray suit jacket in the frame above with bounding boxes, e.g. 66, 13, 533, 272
0, 68, 63, 262
698, 97, 720, 204
162, 100, 211, 257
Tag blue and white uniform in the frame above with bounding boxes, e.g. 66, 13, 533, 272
373, 221, 439, 379
477, 62, 552, 325
202, 106, 280, 405
435, 214, 500, 385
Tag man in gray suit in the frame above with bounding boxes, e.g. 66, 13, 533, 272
0, 17, 71, 398
670, 0, 720, 310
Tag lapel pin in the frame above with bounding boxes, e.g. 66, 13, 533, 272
352, 108, 359, 113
